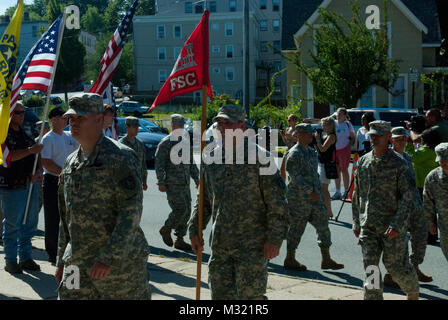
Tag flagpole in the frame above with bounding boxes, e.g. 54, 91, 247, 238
196, 84, 207, 300
23, 11, 67, 225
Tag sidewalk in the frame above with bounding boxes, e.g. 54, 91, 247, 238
0, 236, 408, 300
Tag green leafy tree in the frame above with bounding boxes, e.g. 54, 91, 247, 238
290, 0, 401, 109
47, 0, 86, 102
81, 5, 106, 35
104, 0, 123, 32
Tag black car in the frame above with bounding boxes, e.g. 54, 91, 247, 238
117, 117, 167, 168
23, 107, 40, 139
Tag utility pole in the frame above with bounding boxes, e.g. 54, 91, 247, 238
243, 0, 250, 117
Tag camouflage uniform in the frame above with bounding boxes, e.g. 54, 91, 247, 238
352, 121, 419, 300
285, 143, 332, 250
155, 118, 199, 239
188, 105, 289, 300
57, 93, 150, 300
119, 117, 148, 187
423, 143, 448, 263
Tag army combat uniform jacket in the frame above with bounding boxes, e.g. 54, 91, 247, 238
119, 135, 148, 186
57, 136, 150, 299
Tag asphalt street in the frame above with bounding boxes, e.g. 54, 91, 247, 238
37, 158, 448, 300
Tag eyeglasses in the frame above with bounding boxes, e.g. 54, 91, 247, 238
14, 110, 25, 115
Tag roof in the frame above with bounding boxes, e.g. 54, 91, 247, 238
281, 0, 442, 50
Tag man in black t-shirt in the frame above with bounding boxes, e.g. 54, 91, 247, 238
0, 102, 43, 274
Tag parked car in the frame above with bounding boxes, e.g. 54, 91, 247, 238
116, 117, 167, 167
139, 118, 169, 134
117, 101, 150, 117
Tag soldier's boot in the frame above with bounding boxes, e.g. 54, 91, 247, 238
406, 292, 419, 300
283, 250, 307, 271
159, 226, 173, 247
174, 237, 192, 251
320, 247, 344, 270
414, 264, 433, 283
383, 272, 400, 288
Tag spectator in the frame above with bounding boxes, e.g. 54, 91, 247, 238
356, 112, 375, 156
280, 114, 299, 149
35, 120, 50, 139
425, 108, 448, 142
0, 102, 43, 274
314, 116, 337, 219
41, 107, 79, 264
332, 108, 355, 200
103, 104, 116, 140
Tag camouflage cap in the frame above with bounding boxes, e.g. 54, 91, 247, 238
64, 93, 104, 116
391, 126, 409, 138
368, 120, 391, 136
125, 116, 139, 127
213, 104, 246, 123
295, 123, 315, 133
171, 113, 185, 125
435, 142, 448, 162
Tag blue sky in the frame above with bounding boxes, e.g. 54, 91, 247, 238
0, 0, 34, 16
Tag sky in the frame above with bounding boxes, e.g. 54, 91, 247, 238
0, 0, 34, 16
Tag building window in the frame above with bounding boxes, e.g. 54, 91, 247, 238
390, 75, 407, 107
157, 25, 165, 39
212, 45, 220, 53
260, 20, 267, 31
212, 23, 219, 30
273, 61, 282, 72
213, 67, 221, 74
185, 2, 192, 13
226, 67, 235, 81
173, 25, 182, 38
195, 2, 204, 13
225, 22, 234, 36
229, 0, 236, 12
174, 47, 182, 59
360, 86, 375, 107
273, 40, 281, 51
32, 25, 38, 37
260, 41, 268, 52
209, 1, 217, 12
226, 45, 234, 58
272, 20, 280, 32
159, 70, 167, 83
272, 0, 279, 11
260, 0, 267, 9
158, 48, 166, 60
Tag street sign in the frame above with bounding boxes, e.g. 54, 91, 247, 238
410, 68, 419, 83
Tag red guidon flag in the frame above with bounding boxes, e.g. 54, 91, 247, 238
149, 10, 212, 111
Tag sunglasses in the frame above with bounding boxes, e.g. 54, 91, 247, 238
14, 110, 25, 115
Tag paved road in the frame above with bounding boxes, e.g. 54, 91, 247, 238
38, 158, 448, 300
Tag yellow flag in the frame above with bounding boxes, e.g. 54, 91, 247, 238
0, 0, 24, 166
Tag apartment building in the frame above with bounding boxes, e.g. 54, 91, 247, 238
133, 0, 285, 105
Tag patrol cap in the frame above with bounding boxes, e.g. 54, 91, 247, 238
49, 107, 65, 119
125, 116, 139, 127
64, 93, 104, 116
35, 120, 50, 128
295, 123, 315, 133
171, 113, 185, 125
213, 104, 246, 123
435, 142, 448, 162
391, 126, 409, 138
368, 120, 391, 136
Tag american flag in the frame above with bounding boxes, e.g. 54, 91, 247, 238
1, 13, 64, 167
89, 0, 139, 96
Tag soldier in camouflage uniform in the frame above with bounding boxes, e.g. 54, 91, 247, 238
283, 123, 344, 272
155, 114, 199, 251
55, 93, 151, 300
383, 127, 432, 288
188, 105, 289, 300
352, 121, 419, 300
119, 116, 148, 191
423, 142, 448, 263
